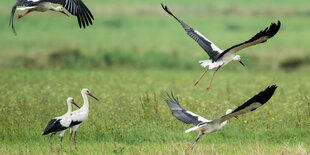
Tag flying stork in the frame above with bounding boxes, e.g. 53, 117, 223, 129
42, 97, 80, 151
164, 85, 277, 153
161, 4, 281, 93
10, 0, 94, 35
69, 88, 98, 150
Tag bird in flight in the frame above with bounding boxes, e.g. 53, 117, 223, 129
161, 4, 280, 93
164, 85, 277, 153
10, 0, 94, 35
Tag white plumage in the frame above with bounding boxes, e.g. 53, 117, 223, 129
162, 4, 280, 93
165, 85, 277, 153
42, 97, 80, 151
10, 0, 94, 35
69, 88, 98, 150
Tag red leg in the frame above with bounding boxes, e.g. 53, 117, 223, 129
50, 133, 55, 151
17, 9, 34, 19
187, 132, 204, 154
193, 68, 209, 87
206, 66, 221, 93
74, 131, 77, 151
70, 131, 73, 150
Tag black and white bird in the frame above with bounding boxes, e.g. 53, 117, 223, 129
69, 88, 98, 150
164, 85, 277, 153
10, 0, 94, 35
42, 97, 80, 151
161, 4, 281, 93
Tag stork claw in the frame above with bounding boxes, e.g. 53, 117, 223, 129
17, 14, 23, 19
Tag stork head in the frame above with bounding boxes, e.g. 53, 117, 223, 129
54, 6, 69, 17
225, 109, 233, 115
233, 55, 245, 67
81, 88, 99, 101
67, 97, 80, 108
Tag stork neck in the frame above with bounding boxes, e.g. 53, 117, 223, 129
81, 93, 89, 110
65, 102, 72, 115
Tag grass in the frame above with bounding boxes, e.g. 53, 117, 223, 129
0, 69, 309, 154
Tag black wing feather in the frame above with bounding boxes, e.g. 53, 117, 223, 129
69, 120, 82, 127
161, 4, 221, 61
216, 85, 277, 124
42, 118, 67, 135
42, 0, 94, 28
164, 92, 207, 125
232, 85, 277, 113
216, 21, 281, 60
10, 0, 37, 35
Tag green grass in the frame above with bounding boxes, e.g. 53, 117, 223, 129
0, 69, 309, 154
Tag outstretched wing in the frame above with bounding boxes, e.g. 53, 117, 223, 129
161, 4, 222, 61
40, 0, 94, 28
216, 21, 281, 60
164, 92, 210, 125
214, 85, 277, 124
10, 0, 38, 35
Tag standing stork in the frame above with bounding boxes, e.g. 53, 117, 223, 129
10, 0, 94, 35
69, 88, 98, 150
161, 4, 281, 93
42, 97, 80, 151
164, 85, 277, 154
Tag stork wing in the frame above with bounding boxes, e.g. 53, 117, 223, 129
42, 118, 58, 135
213, 85, 277, 124
161, 4, 222, 61
41, 0, 94, 28
164, 92, 210, 125
216, 21, 281, 60
10, 0, 37, 35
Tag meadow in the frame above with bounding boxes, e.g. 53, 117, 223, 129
0, 0, 310, 154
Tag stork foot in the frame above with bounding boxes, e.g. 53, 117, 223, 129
17, 14, 24, 19
205, 87, 211, 93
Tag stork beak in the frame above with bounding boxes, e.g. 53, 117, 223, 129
72, 101, 80, 109
88, 93, 99, 101
239, 60, 245, 67
60, 10, 69, 17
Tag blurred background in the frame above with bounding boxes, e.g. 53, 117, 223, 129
0, 0, 309, 154
0, 0, 309, 70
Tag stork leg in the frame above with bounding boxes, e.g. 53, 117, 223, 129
60, 136, 63, 150
70, 130, 73, 150
17, 9, 34, 19
193, 68, 209, 86
205, 66, 221, 93
74, 131, 77, 151
50, 133, 56, 151
187, 132, 205, 154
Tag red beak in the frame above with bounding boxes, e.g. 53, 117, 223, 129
88, 93, 99, 101
60, 10, 69, 17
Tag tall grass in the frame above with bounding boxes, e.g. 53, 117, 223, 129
0, 69, 309, 154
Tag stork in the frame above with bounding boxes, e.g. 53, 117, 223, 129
161, 4, 281, 93
69, 88, 98, 150
10, 0, 94, 35
42, 97, 80, 151
164, 85, 277, 154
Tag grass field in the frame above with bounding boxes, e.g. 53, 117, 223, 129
0, 0, 310, 154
